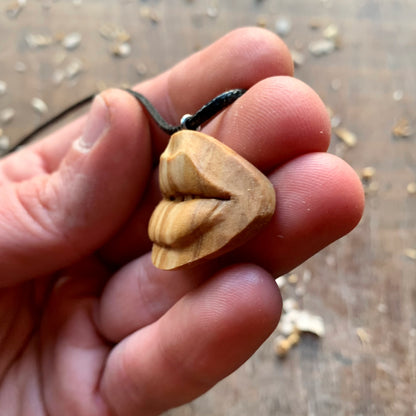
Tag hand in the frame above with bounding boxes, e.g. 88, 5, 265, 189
0, 28, 364, 415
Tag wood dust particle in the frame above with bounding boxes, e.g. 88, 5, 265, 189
361, 166, 376, 182
274, 330, 300, 358
256, 16, 267, 28
392, 118, 413, 138
356, 327, 371, 345
404, 248, 416, 260
322, 23, 339, 40
393, 90, 404, 101
26, 33, 54, 48
62, 32, 82, 50
206, 6, 219, 19
291, 49, 305, 67
0, 81, 7, 96
0, 108, 15, 124
308, 39, 335, 56
407, 182, 416, 195
6, 0, 26, 19
110, 42, 131, 58
31, 98, 48, 115
99, 24, 131, 43
139, 6, 160, 24
0, 135, 10, 152
275, 17, 292, 37
287, 273, 299, 284
334, 127, 357, 147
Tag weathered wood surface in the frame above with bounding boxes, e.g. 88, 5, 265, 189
1, 0, 415, 415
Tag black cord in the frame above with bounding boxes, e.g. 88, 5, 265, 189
125, 88, 246, 134
4, 88, 246, 155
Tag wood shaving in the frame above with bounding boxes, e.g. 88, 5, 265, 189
139, 6, 160, 24
279, 309, 325, 337
99, 24, 131, 43
206, 6, 219, 19
404, 248, 416, 260
110, 42, 131, 58
65, 58, 83, 79
322, 23, 339, 40
291, 49, 305, 67
256, 16, 267, 28
303, 269, 312, 283
356, 327, 371, 345
308, 39, 335, 56
275, 275, 286, 289
0, 108, 15, 124
274, 330, 300, 358
334, 127, 358, 147
407, 182, 416, 195
6, 0, 26, 19
62, 32, 82, 50
0, 81, 7, 96
274, 336, 291, 358
295, 310, 326, 336
331, 114, 342, 128
275, 17, 292, 37
0, 135, 10, 154
393, 90, 404, 101
25, 33, 54, 48
287, 273, 299, 284
361, 166, 376, 182
31, 97, 48, 115
392, 118, 413, 138
283, 298, 299, 312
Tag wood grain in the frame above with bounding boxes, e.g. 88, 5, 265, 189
148, 130, 275, 269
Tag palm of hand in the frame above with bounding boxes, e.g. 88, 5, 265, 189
0, 28, 363, 416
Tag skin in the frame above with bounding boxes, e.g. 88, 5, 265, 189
0, 28, 364, 416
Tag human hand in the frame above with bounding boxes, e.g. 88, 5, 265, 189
0, 28, 364, 415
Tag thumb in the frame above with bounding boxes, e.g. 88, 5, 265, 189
0, 89, 152, 286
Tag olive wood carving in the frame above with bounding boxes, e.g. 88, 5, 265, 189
148, 130, 276, 270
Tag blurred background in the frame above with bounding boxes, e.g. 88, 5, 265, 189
1, 0, 415, 415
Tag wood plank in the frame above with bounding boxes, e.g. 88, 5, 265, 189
0, 0, 415, 414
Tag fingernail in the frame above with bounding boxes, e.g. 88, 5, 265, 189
77, 95, 110, 151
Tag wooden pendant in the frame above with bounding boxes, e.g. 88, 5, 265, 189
148, 130, 276, 270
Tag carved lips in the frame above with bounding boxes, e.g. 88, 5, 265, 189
148, 130, 276, 270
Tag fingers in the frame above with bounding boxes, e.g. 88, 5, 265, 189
96, 153, 363, 343
0, 89, 151, 286
100, 76, 332, 264
204, 76, 331, 171
234, 152, 365, 275
135, 27, 294, 154
95, 254, 218, 342
100, 264, 282, 415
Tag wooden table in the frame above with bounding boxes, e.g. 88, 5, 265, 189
1, 0, 415, 414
